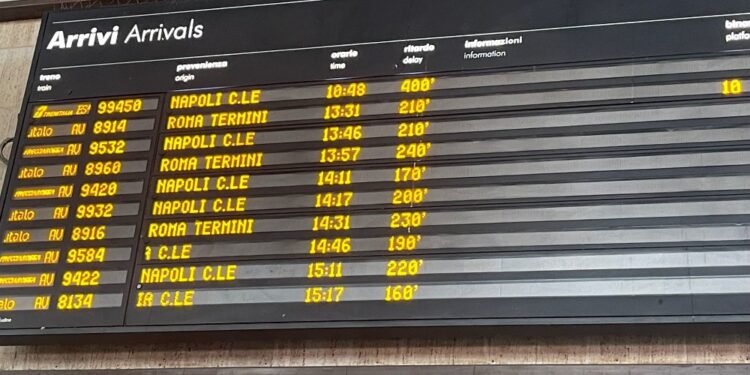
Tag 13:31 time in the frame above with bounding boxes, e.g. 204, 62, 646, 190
324, 104, 361, 120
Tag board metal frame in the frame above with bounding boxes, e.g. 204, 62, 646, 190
3, 0, 750, 342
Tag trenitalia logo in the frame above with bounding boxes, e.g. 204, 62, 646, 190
33, 106, 48, 119
46, 19, 204, 50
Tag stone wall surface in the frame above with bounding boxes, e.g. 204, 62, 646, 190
0, 19, 38, 180
0, 332, 749, 370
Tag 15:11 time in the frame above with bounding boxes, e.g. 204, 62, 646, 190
307, 262, 343, 278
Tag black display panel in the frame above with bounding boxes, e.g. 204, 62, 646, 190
2, 0, 750, 337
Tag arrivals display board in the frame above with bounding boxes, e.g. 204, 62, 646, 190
2, 0, 750, 337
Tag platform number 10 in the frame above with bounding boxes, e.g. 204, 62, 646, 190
722, 79, 743, 96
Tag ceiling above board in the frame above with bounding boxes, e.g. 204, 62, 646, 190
0, 0, 163, 22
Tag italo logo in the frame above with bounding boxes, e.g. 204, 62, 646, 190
46, 18, 204, 50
